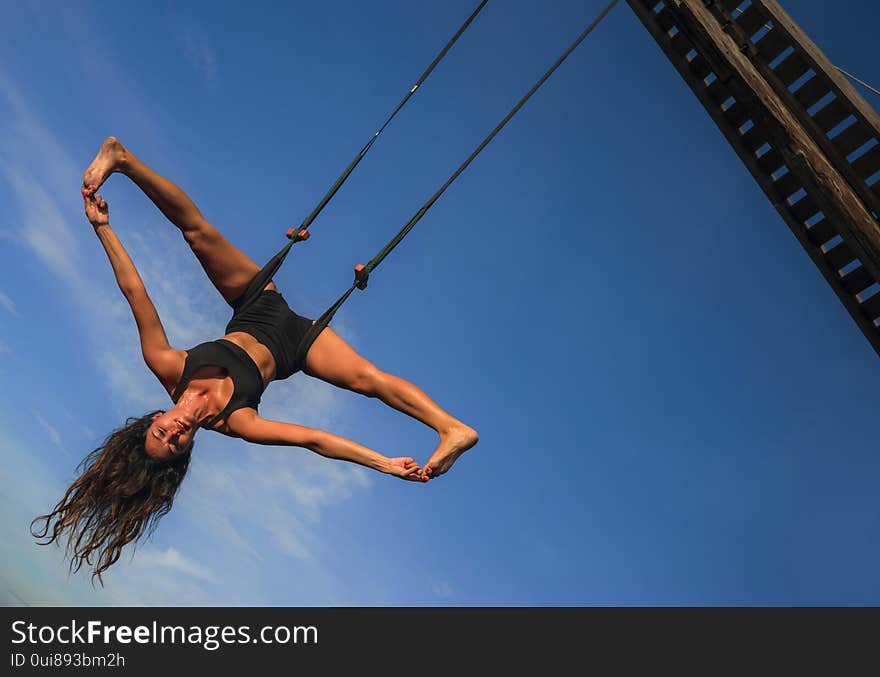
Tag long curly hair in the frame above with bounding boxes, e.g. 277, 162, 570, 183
31, 410, 192, 584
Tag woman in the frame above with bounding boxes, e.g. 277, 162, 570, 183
32, 137, 478, 581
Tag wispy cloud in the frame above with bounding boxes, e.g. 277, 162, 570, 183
33, 412, 64, 450
131, 546, 218, 584
0, 291, 18, 316
181, 434, 370, 565
3, 167, 85, 288
180, 27, 218, 83
101, 544, 218, 605
0, 63, 381, 604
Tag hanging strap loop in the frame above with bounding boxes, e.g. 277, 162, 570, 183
273, 1, 620, 368
353, 264, 370, 290
283, 0, 488, 242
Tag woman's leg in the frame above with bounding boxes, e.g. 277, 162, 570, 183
304, 328, 478, 479
83, 137, 272, 303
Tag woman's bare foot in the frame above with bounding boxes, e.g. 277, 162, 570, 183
82, 137, 127, 195
421, 423, 479, 481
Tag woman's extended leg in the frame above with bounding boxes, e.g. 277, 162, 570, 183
83, 137, 270, 303
305, 328, 478, 479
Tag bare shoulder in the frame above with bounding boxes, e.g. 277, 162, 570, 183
221, 407, 260, 439
147, 348, 188, 396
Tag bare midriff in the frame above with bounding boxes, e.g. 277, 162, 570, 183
219, 331, 276, 385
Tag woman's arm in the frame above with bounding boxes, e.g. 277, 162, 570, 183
230, 411, 423, 481
84, 193, 184, 391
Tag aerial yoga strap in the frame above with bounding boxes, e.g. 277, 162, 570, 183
233, 0, 488, 321
288, 0, 490, 244
288, 0, 621, 365
269, 0, 619, 366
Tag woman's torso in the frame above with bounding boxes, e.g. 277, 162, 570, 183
170, 332, 276, 434
217, 331, 277, 384
167, 283, 315, 433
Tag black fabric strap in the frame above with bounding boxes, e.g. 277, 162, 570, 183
360, 0, 620, 283
287, 0, 489, 243
263, 1, 619, 367
232, 240, 294, 318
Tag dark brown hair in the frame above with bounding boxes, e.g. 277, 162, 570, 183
31, 411, 192, 584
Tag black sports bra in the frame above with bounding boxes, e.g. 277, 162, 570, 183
171, 339, 265, 428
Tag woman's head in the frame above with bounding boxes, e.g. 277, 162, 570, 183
31, 410, 192, 584
144, 409, 198, 460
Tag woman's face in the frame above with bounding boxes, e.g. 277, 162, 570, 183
144, 410, 196, 460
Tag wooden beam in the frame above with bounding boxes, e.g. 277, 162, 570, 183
626, 0, 880, 356
718, 1, 880, 229
673, 0, 880, 286
755, 1, 880, 140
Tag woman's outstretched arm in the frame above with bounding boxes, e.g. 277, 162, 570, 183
231, 412, 424, 482
84, 192, 184, 391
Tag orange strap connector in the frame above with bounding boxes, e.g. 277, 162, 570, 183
353, 264, 369, 290
286, 227, 310, 241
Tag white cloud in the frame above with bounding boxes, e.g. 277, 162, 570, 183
0, 68, 82, 190
0, 291, 18, 316
180, 436, 370, 565
100, 546, 217, 605
0, 64, 388, 604
130, 546, 218, 584
3, 167, 84, 287
33, 412, 64, 450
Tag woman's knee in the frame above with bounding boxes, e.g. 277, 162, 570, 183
350, 364, 384, 397
181, 219, 213, 247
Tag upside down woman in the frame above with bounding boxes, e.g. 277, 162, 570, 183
32, 137, 478, 581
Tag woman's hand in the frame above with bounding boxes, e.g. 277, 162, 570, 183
83, 190, 109, 228
387, 457, 426, 482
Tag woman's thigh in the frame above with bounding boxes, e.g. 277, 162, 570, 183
303, 327, 375, 391
186, 221, 277, 302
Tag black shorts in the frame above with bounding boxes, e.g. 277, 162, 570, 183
226, 281, 315, 380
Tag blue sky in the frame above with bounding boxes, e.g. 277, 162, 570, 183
1, 0, 878, 605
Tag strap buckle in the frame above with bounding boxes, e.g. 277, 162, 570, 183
285, 227, 311, 242
353, 264, 369, 290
